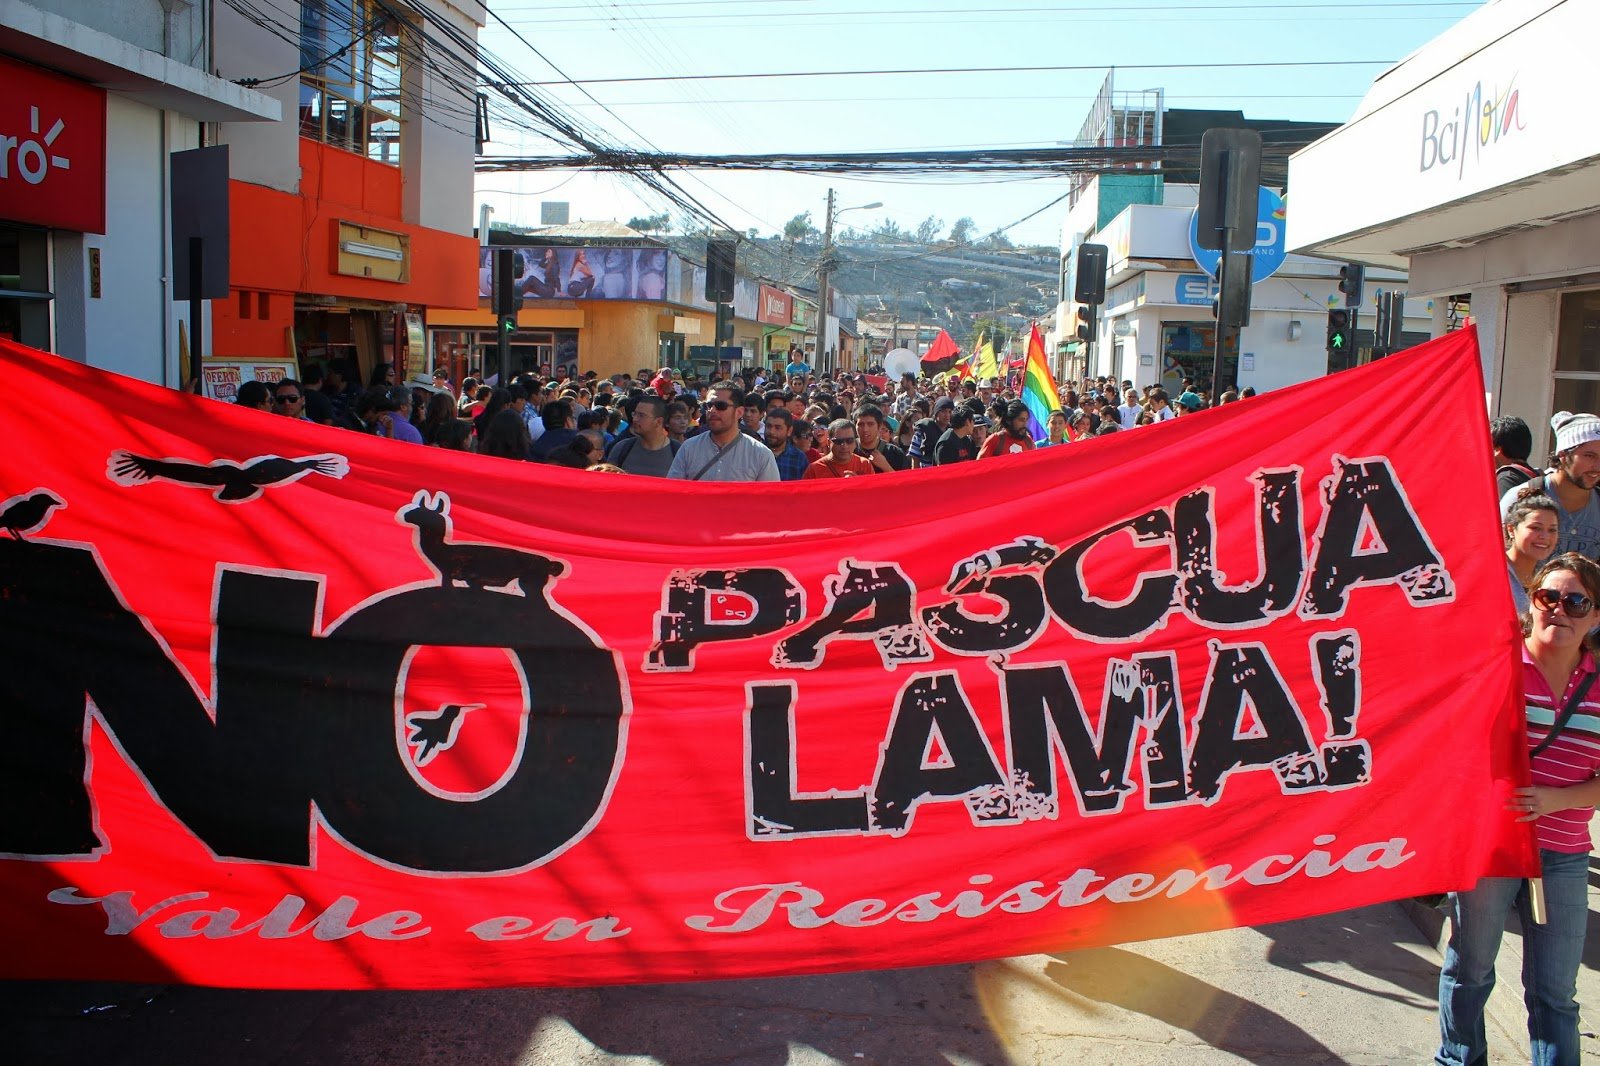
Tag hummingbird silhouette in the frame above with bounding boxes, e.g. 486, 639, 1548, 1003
0, 489, 64, 539
405, 703, 484, 766
106, 450, 349, 503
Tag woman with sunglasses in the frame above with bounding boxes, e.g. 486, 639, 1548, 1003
1506, 492, 1561, 614
1438, 552, 1600, 1065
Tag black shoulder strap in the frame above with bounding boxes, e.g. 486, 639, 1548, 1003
1532, 669, 1600, 758
611, 437, 636, 466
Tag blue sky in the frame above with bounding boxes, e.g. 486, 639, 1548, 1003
474, 0, 1484, 247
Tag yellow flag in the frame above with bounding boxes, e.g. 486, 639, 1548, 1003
974, 335, 1000, 382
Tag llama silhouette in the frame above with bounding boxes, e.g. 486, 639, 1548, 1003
398, 490, 566, 594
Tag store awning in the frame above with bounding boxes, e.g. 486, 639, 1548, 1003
1285, 0, 1600, 268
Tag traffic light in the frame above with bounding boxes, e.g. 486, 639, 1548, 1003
1074, 243, 1108, 305
1338, 263, 1365, 308
499, 315, 517, 338
715, 302, 734, 344
492, 248, 523, 317
705, 237, 736, 304
1326, 308, 1352, 353
1075, 305, 1096, 342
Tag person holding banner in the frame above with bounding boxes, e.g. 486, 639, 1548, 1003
1437, 553, 1600, 1066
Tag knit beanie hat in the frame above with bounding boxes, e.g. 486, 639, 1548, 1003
1552, 411, 1600, 455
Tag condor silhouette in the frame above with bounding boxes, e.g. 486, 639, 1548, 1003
0, 489, 64, 539
107, 450, 349, 502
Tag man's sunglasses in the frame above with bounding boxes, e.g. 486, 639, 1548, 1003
1532, 588, 1595, 618
273, 394, 301, 403
707, 400, 733, 411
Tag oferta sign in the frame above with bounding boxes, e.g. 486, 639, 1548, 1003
0, 56, 106, 234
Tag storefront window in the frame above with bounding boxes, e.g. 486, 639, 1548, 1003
1160, 323, 1236, 392
0, 225, 53, 350
299, 0, 404, 164
1553, 290, 1600, 447
658, 333, 684, 368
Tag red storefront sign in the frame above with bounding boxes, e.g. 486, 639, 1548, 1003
0, 55, 107, 233
758, 284, 794, 326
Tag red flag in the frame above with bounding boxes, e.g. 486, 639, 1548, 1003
921, 329, 960, 366
0, 329, 1532, 989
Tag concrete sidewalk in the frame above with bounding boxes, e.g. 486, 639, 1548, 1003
10, 884, 1600, 1065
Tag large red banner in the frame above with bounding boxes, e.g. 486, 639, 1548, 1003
0, 329, 1533, 989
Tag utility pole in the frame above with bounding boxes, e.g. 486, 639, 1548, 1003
815, 188, 836, 372
813, 189, 883, 371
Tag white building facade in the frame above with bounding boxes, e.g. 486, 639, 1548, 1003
1055, 176, 1426, 394
1287, 0, 1597, 460
0, 1, 279, 384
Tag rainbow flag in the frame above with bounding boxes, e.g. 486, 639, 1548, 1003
1021, 323, 1063, 440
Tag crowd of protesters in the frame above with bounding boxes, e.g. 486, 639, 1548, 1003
248, 356, 1256, 482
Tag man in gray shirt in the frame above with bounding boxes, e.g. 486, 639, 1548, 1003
605, 395, 678, 476
668, 381, 779, 482
1499, 411, 1600, 558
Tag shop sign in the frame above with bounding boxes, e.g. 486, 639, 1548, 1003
0, 56, 107, 233
1419, 76, 1525, 180
757, 285, 792, 326
1188, 187, 1288, 285
1175, 273, 1219, 306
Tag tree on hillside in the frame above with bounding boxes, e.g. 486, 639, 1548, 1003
870, 219, 907, 241
949, 217, 976, 244
914, 215, 945, 244
978, 229, 1015, 251
970, 314, 1003, 350
784, 212, 817, 244
626, 213, 672, 233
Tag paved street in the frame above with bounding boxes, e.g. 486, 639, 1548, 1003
13, 876, 1600, 1065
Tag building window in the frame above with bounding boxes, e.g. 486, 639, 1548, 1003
298, 0, 404, 165
1553, 289, 1600, 449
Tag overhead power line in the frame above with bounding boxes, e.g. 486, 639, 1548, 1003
475, 142, 1319, 178
515, 58, 1398, 88
494, 0, 1473, 21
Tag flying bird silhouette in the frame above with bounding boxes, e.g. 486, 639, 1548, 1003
0, 489, 64, 539
405, 703, 484, 766
106, 451, 349, 503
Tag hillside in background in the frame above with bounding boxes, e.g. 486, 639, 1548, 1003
661, 227, 1060, 350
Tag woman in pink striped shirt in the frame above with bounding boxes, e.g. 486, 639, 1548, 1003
1438, 552, 1600, 1065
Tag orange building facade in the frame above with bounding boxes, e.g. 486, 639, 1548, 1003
210, 138, 478, 382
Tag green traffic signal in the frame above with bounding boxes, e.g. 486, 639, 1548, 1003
1331, 334, 1344, 349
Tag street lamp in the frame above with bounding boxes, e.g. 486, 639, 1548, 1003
816, 189, 882, 372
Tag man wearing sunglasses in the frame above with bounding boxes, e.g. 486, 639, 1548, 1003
803, 418, 874, 479
271, 379, 311, 421
668, 381, 779, 482
1500, 412, 1600, 559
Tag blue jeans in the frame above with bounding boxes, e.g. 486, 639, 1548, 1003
1436, 849, 1591, 1065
